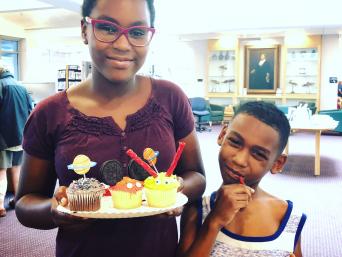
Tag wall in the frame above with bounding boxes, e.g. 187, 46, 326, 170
0, 17, 26, 38
22, 28, 89, 83
320, 34, 342, 110
140, 34, 207, 98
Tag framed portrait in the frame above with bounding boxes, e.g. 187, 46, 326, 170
245, 45, 280, 94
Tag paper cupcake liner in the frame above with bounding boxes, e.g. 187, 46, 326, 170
144, 188, 177, 208
67, 190, 104, 211
111, 190, 143, 209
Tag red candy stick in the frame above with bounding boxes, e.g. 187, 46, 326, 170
166, 142, 186, 177
239, 176, 245, 185
126, 149, 158, 178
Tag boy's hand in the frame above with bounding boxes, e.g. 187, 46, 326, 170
208, 184, 254, 230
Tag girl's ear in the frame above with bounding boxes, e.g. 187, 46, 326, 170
81, 20, 88, 45
270, 154, 287, 174
217, 124, 228, 146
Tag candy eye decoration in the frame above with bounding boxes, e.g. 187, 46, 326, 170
155, 179, 161, 184
164, 180, 169, 185
136, 182, 142, 188
126, 183, 133, 189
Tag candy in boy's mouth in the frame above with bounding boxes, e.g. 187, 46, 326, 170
224, 164, 245, 183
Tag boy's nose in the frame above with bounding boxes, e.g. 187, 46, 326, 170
232, 149, 248, 168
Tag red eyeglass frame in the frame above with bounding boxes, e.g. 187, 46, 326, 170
84, 16, 155, 46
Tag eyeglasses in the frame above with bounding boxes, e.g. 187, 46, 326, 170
84, 16, 155, 47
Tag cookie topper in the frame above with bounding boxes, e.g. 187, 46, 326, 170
126, 142, 186, 177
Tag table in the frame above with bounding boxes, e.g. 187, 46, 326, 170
285, 126, 335, 176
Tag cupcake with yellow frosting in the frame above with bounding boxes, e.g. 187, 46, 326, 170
126, 142, 185, 208
144, 172, 180, 208
110, 177, 143, 209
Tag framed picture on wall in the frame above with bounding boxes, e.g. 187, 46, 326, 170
245, 45, 280, 94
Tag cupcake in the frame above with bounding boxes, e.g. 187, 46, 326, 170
144, 172, 180, 208
110, 177, 143, 209
66, 177, 105, 211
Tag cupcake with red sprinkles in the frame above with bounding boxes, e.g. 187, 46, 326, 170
109, 177, 143, 209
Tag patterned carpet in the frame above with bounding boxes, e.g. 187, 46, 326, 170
0, 125, 341, 257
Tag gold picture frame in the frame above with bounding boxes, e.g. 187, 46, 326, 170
245, 45, 280, 94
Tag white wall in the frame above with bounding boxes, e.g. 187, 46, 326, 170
320, 35, 342, 110
0, 17, 26, 38
22, 28, 89, 83
140, 34, 207, 98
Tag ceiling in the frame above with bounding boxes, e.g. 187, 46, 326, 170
0, 0, 342, 39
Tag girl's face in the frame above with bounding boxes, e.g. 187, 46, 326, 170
217, 114, 286, 187
82, 0, 151, 83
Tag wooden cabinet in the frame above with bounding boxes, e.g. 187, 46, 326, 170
206, 35, 322, 110
206, 39, 239, 101
208, 50, 236, 94
57, 65, 82, 91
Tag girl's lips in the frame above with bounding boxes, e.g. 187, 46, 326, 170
106, 57, 133, 69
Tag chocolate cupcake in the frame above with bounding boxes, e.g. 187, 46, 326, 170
66, 178, 105, 211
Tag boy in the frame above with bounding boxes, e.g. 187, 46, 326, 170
177, 101, 306, 257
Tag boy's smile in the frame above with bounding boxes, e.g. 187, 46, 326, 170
218, 113, 284, 187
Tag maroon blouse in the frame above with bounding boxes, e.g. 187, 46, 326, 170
23, 78, 194, 257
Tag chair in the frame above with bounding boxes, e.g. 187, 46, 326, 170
318, 109, 342, 134
207, 102, 225, 124
189, 97, 211, 132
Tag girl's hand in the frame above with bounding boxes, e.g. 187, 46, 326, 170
51, 186, 93, 232
209, 184, 254, 230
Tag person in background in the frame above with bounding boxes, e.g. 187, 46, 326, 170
177, 101, 306, 257
15, 0, 206, 257
0, 67, 33, 217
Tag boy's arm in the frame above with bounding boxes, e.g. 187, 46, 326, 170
293, 236, 303, 257
177, 202, 222, 257
177, 185, 254, 257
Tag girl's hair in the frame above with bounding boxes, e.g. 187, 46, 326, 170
82, 0, 155, 27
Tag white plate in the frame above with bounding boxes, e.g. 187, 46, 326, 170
57, 192, 188, 219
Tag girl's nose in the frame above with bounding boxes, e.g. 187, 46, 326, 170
112, 33, 131, 50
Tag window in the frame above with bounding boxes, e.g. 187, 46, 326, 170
0, 38, 20, 80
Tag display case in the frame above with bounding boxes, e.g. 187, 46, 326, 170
57, 65, 82, 91
285, 48, 319, 94
207, 50, 236, 94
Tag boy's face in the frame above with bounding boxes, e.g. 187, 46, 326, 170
217, 113, 286, 187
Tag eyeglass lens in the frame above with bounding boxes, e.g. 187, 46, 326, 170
93, 21, 153, 46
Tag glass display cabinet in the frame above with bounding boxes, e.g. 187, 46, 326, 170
285, 48, 319, 94
207, 50, 236, 93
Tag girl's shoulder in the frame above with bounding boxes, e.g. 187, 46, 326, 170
33, 91, 67, 113
151, 77, 187, 97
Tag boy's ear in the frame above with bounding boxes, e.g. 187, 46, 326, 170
270, 154, 287, 174
217, 124, 228, 146
81, 20, 88, 45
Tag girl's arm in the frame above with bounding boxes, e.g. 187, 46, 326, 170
15, 153, 90, 230
176, 130, 206, 202
15, 153, 58, 229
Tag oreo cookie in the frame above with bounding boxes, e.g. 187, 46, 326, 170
100, 160, 123, 186
128, 159, 151, 181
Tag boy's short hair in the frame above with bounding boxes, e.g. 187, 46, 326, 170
233, 101, 290, 155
